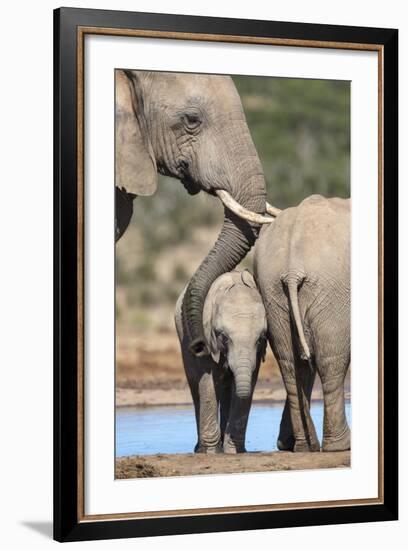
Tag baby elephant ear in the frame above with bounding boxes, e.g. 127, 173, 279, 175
241, 269, 256, 289
210, 330, 220, 364
115, 70, 157, 196
202, 294, 220, 364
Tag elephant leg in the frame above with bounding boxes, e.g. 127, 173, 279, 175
223, 364, 259, 453
317, 353, 350, 452
195, 370, 222, 453
277, 357, 320, 452
277, 398, 294, 451
217, 375, 232, 443
181, 349, 221, 454
277, 365, 316, 451
267, 307, 319, 452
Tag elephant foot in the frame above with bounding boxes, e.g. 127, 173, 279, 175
223, 442, 246, 454
322, 426, 350, 452
293, 438, 321, 453
194, 442, 222, 454
222, 433, 246, 454
277, 434, 295, 451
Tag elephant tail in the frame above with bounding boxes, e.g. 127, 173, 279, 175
286, 277, 311, 362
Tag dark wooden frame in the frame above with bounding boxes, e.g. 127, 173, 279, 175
54, 7, 398, 542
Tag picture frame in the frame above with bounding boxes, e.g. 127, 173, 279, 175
53, 7, 398, 542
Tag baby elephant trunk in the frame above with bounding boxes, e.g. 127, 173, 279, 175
231, 363, 253, 400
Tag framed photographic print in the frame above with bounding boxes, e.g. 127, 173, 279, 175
54, 7, 398, 542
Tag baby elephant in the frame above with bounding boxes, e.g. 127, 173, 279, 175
175, 270, 267, 454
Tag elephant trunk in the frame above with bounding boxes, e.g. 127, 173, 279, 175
182, 171, 266, 357
232, 364, 253, 399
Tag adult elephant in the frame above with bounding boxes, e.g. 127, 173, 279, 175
115, 69, 275, 357
254, 195, 350, 452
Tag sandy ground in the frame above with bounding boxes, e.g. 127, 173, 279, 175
115, 329, 350, 407
115, 451, 351, 478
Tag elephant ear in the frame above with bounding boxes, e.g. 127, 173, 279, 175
203, 286, 221, 364
240, 269, 256, 289
115, 69, 157, 196
209, 330, 220, 364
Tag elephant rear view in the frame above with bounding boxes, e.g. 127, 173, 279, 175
255, 194, 350, 452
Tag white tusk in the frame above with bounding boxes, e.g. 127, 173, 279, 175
265, 202, 282, 217
215, 189, 274, 224
215, 190, 274, 224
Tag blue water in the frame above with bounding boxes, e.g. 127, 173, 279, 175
116, 402, 351, 457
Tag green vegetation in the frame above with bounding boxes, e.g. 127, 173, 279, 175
234, 75, 350, 207
116, 76, 350, 328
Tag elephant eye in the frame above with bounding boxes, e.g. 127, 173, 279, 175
183, 112, 202, 131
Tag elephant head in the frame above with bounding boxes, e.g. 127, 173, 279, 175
116, 69, 273, 357
204, 271, 267, 399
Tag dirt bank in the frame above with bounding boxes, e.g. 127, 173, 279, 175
116, 329, 350, 407
116, 451, 350, 479
116, 379, 292, 407
115, 329, 285, 407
